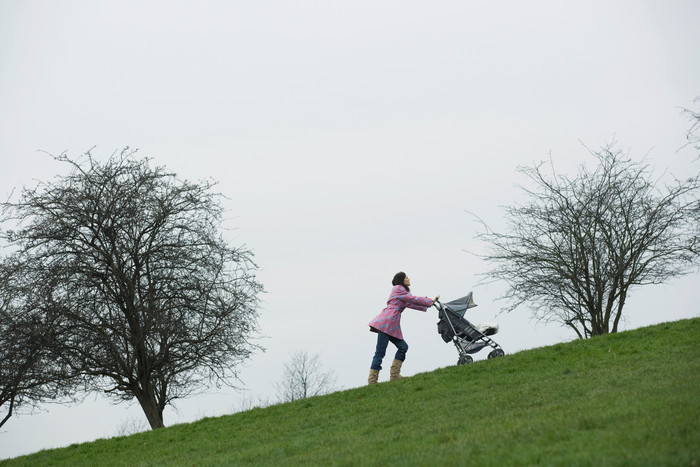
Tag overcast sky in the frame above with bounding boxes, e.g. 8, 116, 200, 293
1, 0, 699, 459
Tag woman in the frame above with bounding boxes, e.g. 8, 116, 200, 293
367, 272, 438, 384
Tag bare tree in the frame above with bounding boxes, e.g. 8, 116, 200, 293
475, 143, 700, 338
232, 394, 272, 413
274, 351, 336, 402
1, 148, 263, 429
113, 416, 149, 437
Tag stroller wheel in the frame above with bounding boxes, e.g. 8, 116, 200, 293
457, 354, 473, 365
488, 349, 505, 359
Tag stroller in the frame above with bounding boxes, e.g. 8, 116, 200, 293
435, 292, 505, 365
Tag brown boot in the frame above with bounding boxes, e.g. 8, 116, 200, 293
389, 359, 404, 381
367, 369, 380, 385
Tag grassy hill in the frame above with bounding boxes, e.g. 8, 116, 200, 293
2, 318, 699, 466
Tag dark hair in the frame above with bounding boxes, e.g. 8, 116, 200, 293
392, 271, 409, 292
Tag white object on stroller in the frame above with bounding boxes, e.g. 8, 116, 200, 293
476, 322, 499, 335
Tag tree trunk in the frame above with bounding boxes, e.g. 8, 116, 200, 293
0, 396, 15, 429
134, 390, 164, 429
612, 289, 627, 333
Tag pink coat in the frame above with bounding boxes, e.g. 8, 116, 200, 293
368, 285, 434, 340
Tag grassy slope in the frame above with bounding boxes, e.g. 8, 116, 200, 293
2, 318, 699, 466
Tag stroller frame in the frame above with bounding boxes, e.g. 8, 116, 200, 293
435, 298, 505, 365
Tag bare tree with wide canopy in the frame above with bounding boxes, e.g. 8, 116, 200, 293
1, 149, 263, 429
476, 143, 700, 339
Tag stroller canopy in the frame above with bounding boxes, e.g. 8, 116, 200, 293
443, 292, 477, 318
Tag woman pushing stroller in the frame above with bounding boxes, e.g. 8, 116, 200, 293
367, 272, 438, 384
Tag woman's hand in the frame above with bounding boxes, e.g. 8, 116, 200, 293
432, 295, 440, 303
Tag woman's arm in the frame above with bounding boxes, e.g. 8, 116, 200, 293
394, 287, 433, 309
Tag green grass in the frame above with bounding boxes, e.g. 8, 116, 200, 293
3, 318, 699, 466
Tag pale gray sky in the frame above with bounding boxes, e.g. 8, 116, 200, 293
1, 0, 699, 459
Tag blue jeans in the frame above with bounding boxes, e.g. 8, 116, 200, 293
370, 331, 408, 371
